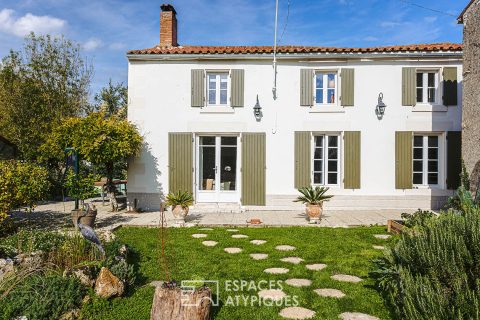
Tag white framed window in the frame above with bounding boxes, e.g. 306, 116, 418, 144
313, 134, 340, 186
315, 72, 337, 105
207, 72, 229, 106
413, 135, 441, 186
416, 71, 439, 104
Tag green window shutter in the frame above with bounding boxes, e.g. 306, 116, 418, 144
344, 131, 361, 189
191, 69, 205, 107
168, 133, 193, 194
241, 133, 266, 205
230, 69, 244, 107
395, 131, 413, 189
300, 69, 314, 106
294, 131, 311, 188
447, 131, 462, 189
443, 67, 458, 106
402, 67, 416, 106
341, 69, 355, 106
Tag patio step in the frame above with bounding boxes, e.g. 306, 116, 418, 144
191, 203, 242, 213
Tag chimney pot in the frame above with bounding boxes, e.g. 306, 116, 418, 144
160, 4, 178, 47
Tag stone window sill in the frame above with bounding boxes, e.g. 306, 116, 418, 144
412, 104, 447, 112
309, 106, 345, 113
200, 106, 235, 114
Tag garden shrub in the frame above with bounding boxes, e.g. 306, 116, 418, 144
372, 207, 480, 319
0, 272, 85, 320
0, 229, 66, 258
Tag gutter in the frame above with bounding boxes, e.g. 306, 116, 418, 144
126, 52, 463, 62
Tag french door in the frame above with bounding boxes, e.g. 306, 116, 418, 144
196, 135, 240, 203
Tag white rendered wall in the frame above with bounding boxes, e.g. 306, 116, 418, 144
127, 57, 462, 209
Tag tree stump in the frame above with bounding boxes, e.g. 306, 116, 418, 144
150, 286, 212, 320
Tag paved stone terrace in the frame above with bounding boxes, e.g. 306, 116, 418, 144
11, 198, 405, 230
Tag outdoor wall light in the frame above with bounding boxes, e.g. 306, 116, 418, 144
376, 92, 387, 119
253, 95, 262, 121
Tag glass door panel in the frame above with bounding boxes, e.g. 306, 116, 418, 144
199, 137, 216, 191
220, 137, 237, 191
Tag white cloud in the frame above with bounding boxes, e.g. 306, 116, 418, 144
0, 9, 66, 37
83, 38, 103, 51
363, 36, 379, 42
424, 16, 437, 23
380, 21, 402, 28
109, 42, 126, 50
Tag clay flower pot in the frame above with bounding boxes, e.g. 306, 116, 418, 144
172, 205, 189, 225
71, 208, 97, 228
306, 203, 322, 223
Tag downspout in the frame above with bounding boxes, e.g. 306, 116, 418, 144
272, 0, 279, 100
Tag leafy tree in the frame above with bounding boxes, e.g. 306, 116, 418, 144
92, 79, 128, 119
63, 169, 98, 207
0, 161, 50, 223
42, 112, 142, 211
0, 33, 92, 161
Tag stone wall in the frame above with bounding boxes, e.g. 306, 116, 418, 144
462, 0, 480, 193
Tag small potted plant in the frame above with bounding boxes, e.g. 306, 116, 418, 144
165, 190, 194, 225
64, 170, 98, 228
294, 186, 333, 223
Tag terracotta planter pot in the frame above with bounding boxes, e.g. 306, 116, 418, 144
71, 209, 97, 228
305, 204, 323, 223
172, 205, 189, 225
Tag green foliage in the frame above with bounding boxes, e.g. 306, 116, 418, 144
165, 190, 194, 209
103, 255, 136, 288
461, 160, 471, 191
0, 161, 50, 223
92, 79, 128, 119
372, 208, 480, 319
64, 169, 98, 202
48, 232, 99, 270
0, 33, 91, 160
0, 229, 66, 257
401, 209, 436, 228
0, 272, 85, 320
293, 186, 333, 205
448, 186, 478, 212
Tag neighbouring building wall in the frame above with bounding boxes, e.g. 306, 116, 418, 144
127, 58, 463, 211
462, 0, 480, 193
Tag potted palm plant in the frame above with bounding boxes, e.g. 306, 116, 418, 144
294, 186, 333, 223
165, 191, 194, 225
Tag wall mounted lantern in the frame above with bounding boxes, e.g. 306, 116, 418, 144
376, 92, 387, 119
253, 95, 262, 121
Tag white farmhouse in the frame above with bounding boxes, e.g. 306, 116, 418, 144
126, 4, 463, 212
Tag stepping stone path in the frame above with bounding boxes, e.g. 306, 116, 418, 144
314, 288, 345, 298
232, 234, 249, 239
373, 245, 385, 250
280, 257, 304, 264
191, 234, 208, 238
331, 274, 362, 283
306, 263, 327, 271
279, 307, 315, 319
250, 240, 267, 245
374, 234, 391, 239
226, 229, 239, 232
339, 312, 379, 320
258, 289, 286, 301
202, 241, 218, 247
275, 245, 296, 251
224, 247, 242, 254
264, 267, 289, 274
198, 228, 213, 231
285, 278, 312, 287
250, 253, 268, 260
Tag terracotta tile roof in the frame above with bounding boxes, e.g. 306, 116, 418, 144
128, 43, 462, 55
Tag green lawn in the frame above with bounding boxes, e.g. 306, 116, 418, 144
80, 226, 393, 320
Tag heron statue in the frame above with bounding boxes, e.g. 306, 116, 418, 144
76, 203, 105, 256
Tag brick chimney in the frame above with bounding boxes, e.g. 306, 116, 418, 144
160, 4, 178, 47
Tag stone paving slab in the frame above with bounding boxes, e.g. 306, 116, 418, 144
339, 312, 379, 320
16, 199, 405, 230
279, 307, 315, 319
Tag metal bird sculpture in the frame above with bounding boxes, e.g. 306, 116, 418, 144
77, 203, 105, 256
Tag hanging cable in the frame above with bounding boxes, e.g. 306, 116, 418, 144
278, 0, 291, 45
396, 0, 457, 17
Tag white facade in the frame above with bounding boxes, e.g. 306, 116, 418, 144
127, 53, 462, 211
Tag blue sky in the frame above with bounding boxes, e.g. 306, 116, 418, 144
0, 0, 467, 97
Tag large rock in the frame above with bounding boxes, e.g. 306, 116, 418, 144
0, 258, 14, 282
94, 267, 124, 298
14, 251, 44, 268
64, 266, 96, 287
